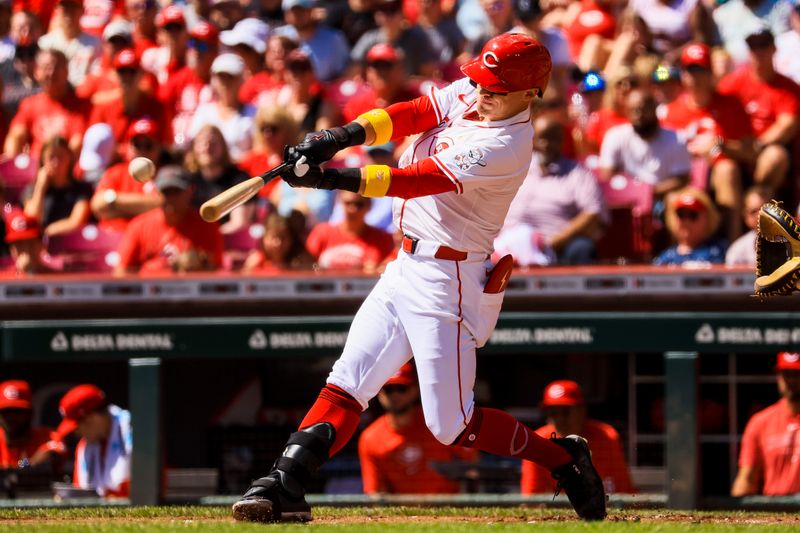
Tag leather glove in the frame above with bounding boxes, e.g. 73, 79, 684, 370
281, 146, 334, 189
293, 123, 366, 165
755, 201, 800, 297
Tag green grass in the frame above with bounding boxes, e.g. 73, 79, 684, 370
0, 506, 798, 532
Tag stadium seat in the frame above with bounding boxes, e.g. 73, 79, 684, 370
222, 223, 265, 271
0, 154, 37, 204
595, 174, 654, 263
46, 225, 123, 273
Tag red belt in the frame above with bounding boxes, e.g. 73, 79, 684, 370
402, 236, 468, 261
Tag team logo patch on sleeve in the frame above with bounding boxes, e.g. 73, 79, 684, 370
454, 148, 487, 170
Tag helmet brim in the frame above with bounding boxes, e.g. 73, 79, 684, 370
460, 57, 508, 93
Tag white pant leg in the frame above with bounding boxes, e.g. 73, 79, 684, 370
326, 259, 413, 409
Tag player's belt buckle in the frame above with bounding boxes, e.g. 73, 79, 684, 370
433, 246, 468, 261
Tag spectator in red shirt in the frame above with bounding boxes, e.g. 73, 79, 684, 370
89, 48, 167, 150
661, 43, 755, 241
564, 0, 616, 71
115, 165, 223, 275
242, 212, 314, 274
141, 5, 187, 85
13, 0, 58, 32
306, 190, 395, 273
2, 208, 58, 275
732, 352, 800, 496
358, 363, 477, 494
262, 34, 299, 89
158, 20, 219, 150
0, 380, 64, 469
124, 0, 158, 57
521, 380, 635, 495
582, 65, 634, 156
90, 118, 164, 232
4, 48, 89, 159
220, 17, 274, 104
717, 29, 800, 193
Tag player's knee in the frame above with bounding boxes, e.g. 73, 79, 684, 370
424, 417, 465, 445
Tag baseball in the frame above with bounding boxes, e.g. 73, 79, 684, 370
129, 157, 156, 183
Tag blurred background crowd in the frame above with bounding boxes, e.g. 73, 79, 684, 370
0, 0, 798, 276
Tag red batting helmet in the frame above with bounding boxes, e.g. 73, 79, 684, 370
461, 33, 551, 96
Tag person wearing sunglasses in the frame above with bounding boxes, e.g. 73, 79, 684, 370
358, 363, 477, 494
725, 184, 774, 266
38, 0, 102, 87
653, 187, 726, 266
522, 380, 635, 496
140, 5, 188, 85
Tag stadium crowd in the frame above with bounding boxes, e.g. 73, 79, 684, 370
0, 0, 799, 275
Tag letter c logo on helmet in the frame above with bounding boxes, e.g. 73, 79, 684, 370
482, 52, 499, 69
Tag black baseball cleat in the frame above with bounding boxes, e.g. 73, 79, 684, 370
232, 422, 335, 523
550, 434, 607, 521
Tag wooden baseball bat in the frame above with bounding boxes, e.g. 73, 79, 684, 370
199, 162, 290, 222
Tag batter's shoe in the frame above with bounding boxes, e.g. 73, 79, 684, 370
232, 422, 335, 523
550, 434, 607, 521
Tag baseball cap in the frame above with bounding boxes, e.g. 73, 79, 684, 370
745, 28, 775, 49
366, 43, 401, 63
190, 20, 220, 43
154, 165, 191, 191
103, 19, 133, 42
652, 64, 680, 84
680, 43, 711, 70
673, 192, 707, 213
220, 18, 269, 54
282, 0, 314, 10
578, 70, 605, 93
79, 123, 115, 173
384, 363, 416, 386
0, 380, 32, 410
541, 380, 584, 407
211, 53, 245, 76
156, 5, 185, 27
113, 48, 139, 69
776, 351, 800, 371
4, 209, 41, 243
127, 117, 159, 141
57, 384, 106, 437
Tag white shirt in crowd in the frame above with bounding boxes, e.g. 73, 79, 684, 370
775, 30, 800, 84
38, 30, 102, 87
599, 124, 691, 186
725, 230, 757, 266
188, 103, 256, 161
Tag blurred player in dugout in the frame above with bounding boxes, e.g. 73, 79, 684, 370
521, 380, 635, 495
732, 352, 800, 496
358, 363, 477, 494
0, 380, 65, 469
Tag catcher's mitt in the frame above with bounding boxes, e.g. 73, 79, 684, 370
755, 201, 800, 296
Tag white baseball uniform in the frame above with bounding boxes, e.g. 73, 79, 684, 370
327, 78, 534, 444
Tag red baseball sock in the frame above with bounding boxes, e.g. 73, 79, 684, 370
456, 407, 571, 471
299, 384, 362, 457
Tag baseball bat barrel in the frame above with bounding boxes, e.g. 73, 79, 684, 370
199, 162, 289, 222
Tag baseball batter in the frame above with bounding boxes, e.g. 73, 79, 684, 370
232, 33, 606, 522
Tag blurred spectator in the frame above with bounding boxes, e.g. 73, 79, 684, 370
80, 0, 118, 38
115, 165, 223, 275
352, 0, 438, 77
416, 0, 466, 76
78, 122, 115, 182
185, 124, 253, 233
0, 1, 12, 65
717, 29, 800, 193
90, 118, 163, 232
651, 64, 683, 114
13, 1, 58, 33
242, 212, 314, 273
276, 0, 350, 81
511, 0, 568, 97
306, 190, 394, 272
88, 48, 166, 149
521, 380, 635, 495
713, 0, 793, 66
628, 0, 712, 56
256, 48, 332, 135
238, 103, 300, 200
5, 48, 89, 158
358, 363, 477, 494
221, 18, 273, 105
324, 0, 377, 47
1, 11, 41, 118
2, 208, 58, 275
56, 384, 131, 498
582, 65, 634, 156
209, 0, 246, 31
725, 185, 773, 266
141, 5, 188, 85
775, 3, 800, 84
563, 0, 617, 72
599, 88, 690, 199
466, 0, 514, 55
188, 53, 255, 161
343, 44, 419, 122
661, 43, 755, 241
732, 351, 800, 496
568, 70, 604, 160
23, 136, 91, 237
0, 380, 64, 469
158, 20, 219, 150
653, 187, 726, 266
263, 33, 299, 88
38, 0, 102, 87
124, 0, 158, 57
497, 115, 607, 266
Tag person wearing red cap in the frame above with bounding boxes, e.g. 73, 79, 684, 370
90, 118, 164, 232
652, 186, 726, 265
57, 384, 132, 498
88, 48, 168, 150
521, 380, 635, 495
38, 0, 103, 87
358, 363, 477, 494
2, 208, 59, 275
124, 0, 159, 57
233, 33, 607, 523
732, 352, 800, 496
0, 380, 65, 469
141, 5, 188, 85
660, 42, 755, 242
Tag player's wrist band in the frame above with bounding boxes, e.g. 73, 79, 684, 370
361, 165, 392, 197
357, 109, 393, 146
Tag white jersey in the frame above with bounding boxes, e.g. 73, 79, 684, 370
394, 78, 534, 254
